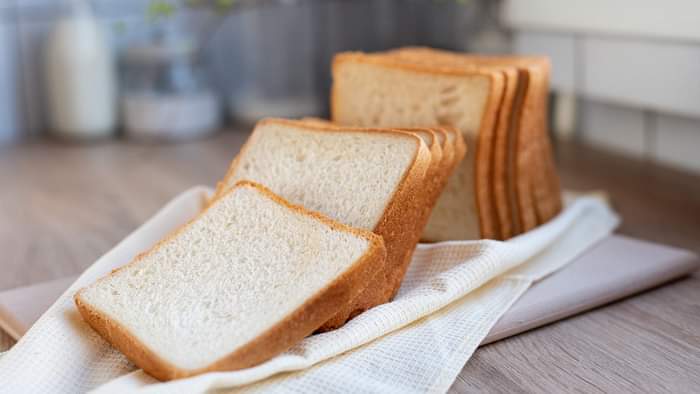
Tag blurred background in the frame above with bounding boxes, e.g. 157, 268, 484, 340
2, 1, 699, 384
0, 0, 698, 175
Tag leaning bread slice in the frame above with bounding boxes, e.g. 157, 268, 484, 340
292, 122, 444, 329
332, 51, 504, 240
74, 181, 386, 381
215, 118, 430, 329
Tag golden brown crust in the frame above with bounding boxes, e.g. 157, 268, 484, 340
74, 181, 387, 381
470, 70, 503, 240
508, 69, 537, 232
381, 127, 444, 301
494, 56, 561, 228
528, 60, 562, 224
506, 69, 528, 235
213, 118, 431, 330
490, 70, 518, 240
385, 126, 465, 297
332, 51, 503, 240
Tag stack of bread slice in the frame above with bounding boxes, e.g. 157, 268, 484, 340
331, 47, 562, 241
76, 118, 465, 379
74, 46, 563, 380
213, 118, 465, 329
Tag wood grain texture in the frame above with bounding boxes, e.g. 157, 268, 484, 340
1, 132, 699, 392
452, 275, 700, 393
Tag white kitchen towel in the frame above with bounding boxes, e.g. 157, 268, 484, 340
0, 187, 619, 393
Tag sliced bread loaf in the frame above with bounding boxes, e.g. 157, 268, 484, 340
332, 51, 504, 240
386, 47, 526, 239
74, 181, 386, 381
215, 118, 431, 329
389, 47, 562, 230
333, 48, 562, 241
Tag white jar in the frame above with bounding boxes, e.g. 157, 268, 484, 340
121, 38, 220, 142
45, 0, 117, 140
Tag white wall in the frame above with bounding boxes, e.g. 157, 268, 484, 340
505, 0, 700, 175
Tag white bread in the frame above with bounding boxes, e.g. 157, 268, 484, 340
215, 118, 431, 329
75, 181, 386, 381
332, 51, 504, 240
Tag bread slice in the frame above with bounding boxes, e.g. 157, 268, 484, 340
74, 181, 386, 381
214, 118, 431, 329
298, 124, 444, 327
332, 51, 504, 240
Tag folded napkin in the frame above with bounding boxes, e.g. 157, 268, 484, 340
0, 187, 619, 393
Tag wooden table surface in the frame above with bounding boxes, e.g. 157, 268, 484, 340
1, 131, 699, 392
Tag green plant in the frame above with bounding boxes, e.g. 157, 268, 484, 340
147, 0, 176, 22
147, 0, 237, 21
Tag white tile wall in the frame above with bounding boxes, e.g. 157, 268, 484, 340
502, 0, 700, 42
579, 99, 649, 158
510, 26, 700, 173
577, 98, 700, 174
653, 113, 700, 173
512, 31, 576, 92
581, 37, 700, 119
